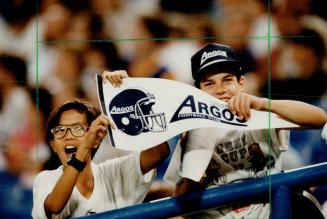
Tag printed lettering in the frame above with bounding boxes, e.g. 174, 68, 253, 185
239, 148, 247, 159
170, 95, 196, 122
224, 141, 233, 152
198, 102, 209, 115
222, 108, 233, 121
210, 105, 221, 118
200, 50, 228, 65
229, 151, 238, 162
242, 135, 247, 145
220, 149, 249, 164
170, 95, 247, 127
110, 105, 134, 114
234, 137, 242, 149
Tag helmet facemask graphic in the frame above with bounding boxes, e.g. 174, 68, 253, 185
109, 88, 167, 136
135, 94, 166, 133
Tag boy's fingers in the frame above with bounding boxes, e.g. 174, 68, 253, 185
228, 98, 236, 115
111, 76, 119, 87
102, 71, 110, 83
234, 94, 242, 119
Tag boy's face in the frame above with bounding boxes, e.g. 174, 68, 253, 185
199, 72, 245, 102
50, 109, 89, 166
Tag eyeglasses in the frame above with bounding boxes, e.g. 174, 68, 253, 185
51, 124, 88, 139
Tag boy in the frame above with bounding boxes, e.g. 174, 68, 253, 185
174, 43, 327, 218
32, 72, 170, 218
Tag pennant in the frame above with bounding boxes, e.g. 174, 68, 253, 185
96, 75, 299, 151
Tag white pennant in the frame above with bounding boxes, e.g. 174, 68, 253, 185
96, 75, 299, 151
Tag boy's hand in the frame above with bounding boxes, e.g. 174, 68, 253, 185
102, 70, 128, 87
228, 92, 266, 121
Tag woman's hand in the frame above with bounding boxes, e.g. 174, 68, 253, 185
82, 114, 115, 150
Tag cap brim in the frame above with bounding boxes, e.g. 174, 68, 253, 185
194, 60, 243, 82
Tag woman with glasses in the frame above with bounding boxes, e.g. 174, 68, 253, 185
32, 71, 170, 219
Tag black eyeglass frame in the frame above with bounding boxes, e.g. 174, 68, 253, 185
50, 123, 89, 139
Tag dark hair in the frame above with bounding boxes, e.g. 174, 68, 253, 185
45, 100, 101, 158
290, 28, 325, 59
194, 65, 242, 88
0, 54, 27, 86
27, 87, 53, 122
141, 16, 170, 44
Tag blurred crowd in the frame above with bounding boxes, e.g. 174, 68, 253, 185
0, 0, 327, 217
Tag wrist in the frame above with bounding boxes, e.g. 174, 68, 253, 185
259, 98, 270, 111
67, 154, 86, 172
75, 147, 91, 162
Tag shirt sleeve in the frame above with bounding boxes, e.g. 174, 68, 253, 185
184, 128, 217, 152
31, 171, 57, 219
181, 128, 216, 182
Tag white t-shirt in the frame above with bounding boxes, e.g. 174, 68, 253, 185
181, 128, 289, 219
32, 152, 155, 219
182, 128, 289, 186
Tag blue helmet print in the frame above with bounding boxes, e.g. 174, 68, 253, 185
109, 88, 166, 136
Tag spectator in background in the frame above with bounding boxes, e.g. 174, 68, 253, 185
43, 47, 85, 108
64, 10, 104, 52
80, 41, 128, 107
3, 87, 52, 188
0, 0, 36, 59
215, 0, 257, 74
0, 54, 30, 152
28, 3, 72, 87
127, 15, 175, 80
158, 13, 215, 85
264, 27, 327, 104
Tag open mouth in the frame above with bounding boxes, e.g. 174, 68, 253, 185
65, 145, 77, 154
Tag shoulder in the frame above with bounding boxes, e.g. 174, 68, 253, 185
34, 167, 62, 184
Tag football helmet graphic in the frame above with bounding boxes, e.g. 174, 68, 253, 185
109, 88, 166, 136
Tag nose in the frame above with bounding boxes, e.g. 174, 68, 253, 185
213, 84, 225, 95
63, 128, 74, 139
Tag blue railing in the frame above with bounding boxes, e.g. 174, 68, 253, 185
79, 162, 327, 219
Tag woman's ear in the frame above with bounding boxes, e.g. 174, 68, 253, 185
50, 140, 57, 153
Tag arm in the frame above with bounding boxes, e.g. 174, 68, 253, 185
264, 99, 326, 128
44, 167, 80, 215
140, 141, 170, 174
175, 177, 202, 196
44, 115, 111, 215
228, 92, 327, 129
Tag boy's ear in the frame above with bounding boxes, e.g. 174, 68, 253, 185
239, 75, 245, 87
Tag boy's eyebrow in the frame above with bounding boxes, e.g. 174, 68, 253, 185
222, 73, 235, 79
202, 73, 235, 82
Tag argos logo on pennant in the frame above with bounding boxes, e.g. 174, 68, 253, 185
109, 88, 166, 136
170, 95, 247, 127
